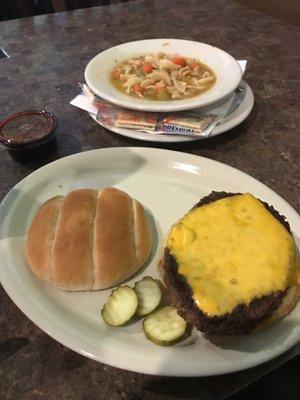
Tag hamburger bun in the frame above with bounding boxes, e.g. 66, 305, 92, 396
160, 192, 300, 336
26, 187, 152, 291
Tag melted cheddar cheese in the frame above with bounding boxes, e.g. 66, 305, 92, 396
167, 193, 299, 316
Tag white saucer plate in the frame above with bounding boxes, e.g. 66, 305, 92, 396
90, 80, 254, 143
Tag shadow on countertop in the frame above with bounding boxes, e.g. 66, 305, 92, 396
229, 354, 300, 400
135, 350, 300, 400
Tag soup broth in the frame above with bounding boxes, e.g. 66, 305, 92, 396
111, 52, 216, 101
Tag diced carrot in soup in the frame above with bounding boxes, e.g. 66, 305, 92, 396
172, 56, 187, 67
191, 61, 200, 69
141, 63, 154, 74
132, 84, 144, 94
112, 69, 121, 79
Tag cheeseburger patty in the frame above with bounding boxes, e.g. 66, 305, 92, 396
161, 191, 294, 336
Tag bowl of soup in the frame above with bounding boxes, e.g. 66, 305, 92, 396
85, 39, 243, 112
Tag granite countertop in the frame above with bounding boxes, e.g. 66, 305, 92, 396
0, 0, 299, 399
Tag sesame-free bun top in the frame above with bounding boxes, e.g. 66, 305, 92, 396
26, 188, 152, 291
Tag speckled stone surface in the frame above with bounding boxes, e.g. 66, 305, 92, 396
0, 1, 299, 399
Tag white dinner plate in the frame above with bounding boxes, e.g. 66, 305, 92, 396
85, 39, 243, 112
0, 147, 299, 377
90, 80, 254, 143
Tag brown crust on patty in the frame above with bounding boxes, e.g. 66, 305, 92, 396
162, 191, 291, 336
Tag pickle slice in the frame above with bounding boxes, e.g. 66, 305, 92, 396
134, 276, 162, 317
101, 285, 138, 326
143, 305, 187, 346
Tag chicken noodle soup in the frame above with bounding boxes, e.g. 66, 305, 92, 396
111, 52, 216, 101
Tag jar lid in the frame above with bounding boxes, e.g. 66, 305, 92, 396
0, 110, 58, 151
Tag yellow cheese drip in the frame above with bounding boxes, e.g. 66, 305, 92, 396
167, 193, 299, 316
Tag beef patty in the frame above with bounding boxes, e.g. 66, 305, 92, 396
162, 191, 291, 336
